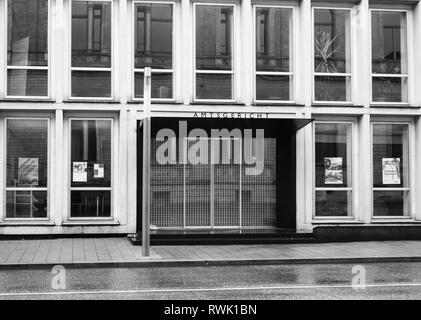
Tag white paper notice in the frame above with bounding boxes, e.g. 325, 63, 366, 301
324, 157, 343, 184
73, 162, 87, 182
382, 158, 401, 185
94, 163, 104, 179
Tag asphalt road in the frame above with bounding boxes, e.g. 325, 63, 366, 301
0, 262, 421, 299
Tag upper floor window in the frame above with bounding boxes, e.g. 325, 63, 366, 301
371, 11, 408, 103
7, 0, 49, 98
134, 2, 173, 100
71, 0, 112, 98
195, 4, 234, 101
313, 8, 351, 103
255, 7, 293, 102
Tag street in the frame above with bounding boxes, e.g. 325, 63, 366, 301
0, 262, 420, 299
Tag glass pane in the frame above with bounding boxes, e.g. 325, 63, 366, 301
373, 190, 409, 216
315, 190, 352, 217
71, 190, 111, 217
372, 11, 407, 74
256, 75, 291, 101
134, 72, 173, 99
72, 1, 112, 68
372, 77, 407, 103
7, 0, 48, 66
315, 123, 352, 188
6, 191, 47, 218
7, 69, 48, 96
7, 119, 48, 188
196, 74, 232, 100
134, 4, 172, 69
71, 71, 111, 97
196, 5, 233, 71
372, 123, 409, 188
71, 120, 112, 188
314, 9, 351, 73
256, 7, 292, 72
315, 76, 350, 102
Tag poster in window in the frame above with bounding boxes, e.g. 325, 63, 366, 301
18, 158, 39, 186
73, 162, 87, 182
382, 158, 401, 185
324, 157, 343, 184
94, 163, 104, 179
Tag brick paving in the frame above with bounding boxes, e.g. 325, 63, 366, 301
0, 238, 420, 266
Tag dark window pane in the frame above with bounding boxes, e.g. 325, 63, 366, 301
315, 76, 349, 101
256, 8, 292, 72
7, 119, 48, 188
7, 0, 48, 66
373, 190, 408, 216
134, 4, 172, 69
315, 190, 351, 217
196, 6, 232, 70
71, 120, 112, 188
314, 9, 350, 73
71, 190, 111, 217
71, 71, 111, 97
256, 75, 290, 101
372, 12, 407, 74
6, 191, 47, 218
72, 1, 112, 68
135, 72, 173, 99
196, 74, 232, 100
7, 69, 48, 96
372, 77, 407, 102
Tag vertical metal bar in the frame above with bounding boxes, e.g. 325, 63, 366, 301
142, 67, 152, 256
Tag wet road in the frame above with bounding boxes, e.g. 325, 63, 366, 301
0, 262, 421, 299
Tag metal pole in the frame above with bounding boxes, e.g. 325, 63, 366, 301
142, 67, 152, 256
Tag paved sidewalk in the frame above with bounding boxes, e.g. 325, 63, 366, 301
0, 238, 421, 268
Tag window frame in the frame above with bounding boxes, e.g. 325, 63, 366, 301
193, 2, 236, 103
131, 0, 176, 102
369, 8, 410, 106
69, 0, 114, 100
5, 0, 51, 100
312, 6, 353, 105
3, 117, 51, 220
370, 120, 413, 220
253, 5, 295, 104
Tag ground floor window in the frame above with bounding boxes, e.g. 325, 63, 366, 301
5, 118, 49, 218
70, 119, 112, 218
314, 122, 353, 217
372, 123, 410, 217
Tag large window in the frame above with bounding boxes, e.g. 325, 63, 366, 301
372, 123, 410, 217
313, 9, 351, 102
7, 0, 49, 97
315, 122, 353, 217
371, 11, 408, 103
71, 1, 112, 98
70, 119, 112, 218
195, 4, 234, 100
255, 7, 293, 102
134, 3, 173, 100
6, 119, 49, 218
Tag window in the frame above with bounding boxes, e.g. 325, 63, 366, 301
6, 119, 49, 218
134, 3, 173, 100
255, 7, 293, 102
71, 1, 112, 98
313, 9, 351, 102
372, 123, 410, 217
371, 11, 408, 103
195, 4, 234, 100
315, 122, 353, 217
7, 0, 49, 97
70, 119, 112, 218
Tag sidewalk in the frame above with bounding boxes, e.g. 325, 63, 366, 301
1, 238, 421, 268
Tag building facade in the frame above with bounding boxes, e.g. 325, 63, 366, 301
1, 0, 421, 237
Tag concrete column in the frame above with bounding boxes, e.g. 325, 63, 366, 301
298, 0, 312, 106
414, 116, 421, 221
117, 0, 128, 103
358, 113, 371, 223
180, 0, 192, 104
240, 0, 253, 106
412, 1, 421, 106
51, 0, 65, 102
0, 0, 6, 98
54, 109, 64, 226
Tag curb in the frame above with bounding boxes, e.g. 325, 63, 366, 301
1, 256, 421, 270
